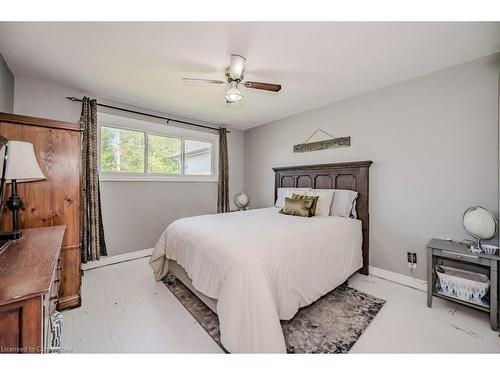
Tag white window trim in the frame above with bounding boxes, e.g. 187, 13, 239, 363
97, 113, 219, 182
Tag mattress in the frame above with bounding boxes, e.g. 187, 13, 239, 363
150, 207, 363, 353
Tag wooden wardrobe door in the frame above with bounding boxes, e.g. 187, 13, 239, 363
0, 113, 82, 310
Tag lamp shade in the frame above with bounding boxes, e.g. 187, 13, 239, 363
5, 141, 46, 183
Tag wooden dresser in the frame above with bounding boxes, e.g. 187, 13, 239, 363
0, 226, 65, 353
0, 113, 82, 310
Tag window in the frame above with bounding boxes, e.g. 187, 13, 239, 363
184, 139, 212, 176
148, 134, 181, 174
98, 115, 217, 182
100, 127, 145, 173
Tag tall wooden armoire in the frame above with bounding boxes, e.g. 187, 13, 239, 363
0, 112, 82, 310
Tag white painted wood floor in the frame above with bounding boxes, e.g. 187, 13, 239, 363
62, 257, 500, 353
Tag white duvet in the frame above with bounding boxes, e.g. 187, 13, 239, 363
150, 207, 362, 353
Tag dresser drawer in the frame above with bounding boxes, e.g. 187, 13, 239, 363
431, 248, 491, 266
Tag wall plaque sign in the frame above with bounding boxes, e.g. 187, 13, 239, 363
293, 129, 351, 153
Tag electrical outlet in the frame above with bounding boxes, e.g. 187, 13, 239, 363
407, 251, 417, 264
407, 251, 417, 273
411, 252, 417, 264
407, 251, 417, 275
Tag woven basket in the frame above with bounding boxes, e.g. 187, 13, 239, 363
435, 265, 490, 306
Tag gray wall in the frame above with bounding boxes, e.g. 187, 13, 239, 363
244, 54, 500, 280
100, 181, 218, 256
13, 76, 245, 256
0, 53, 14, 113
12, 54, 500, 278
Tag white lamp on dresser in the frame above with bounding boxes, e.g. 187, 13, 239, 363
0, 140, 46, 239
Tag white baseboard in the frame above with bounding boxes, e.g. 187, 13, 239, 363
82, 248, 153, 271
369, 266, 427, 291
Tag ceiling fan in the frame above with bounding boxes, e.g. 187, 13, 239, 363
182, 54, 282, 104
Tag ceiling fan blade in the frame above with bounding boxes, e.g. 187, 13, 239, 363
229, 54, 246, 80
182, 78, 225, 85
243, 81, 282, 92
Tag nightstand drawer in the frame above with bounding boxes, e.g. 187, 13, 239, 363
431, 248, 491, 266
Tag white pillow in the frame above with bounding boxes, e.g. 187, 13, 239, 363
331, 189, 358, 218
309, 189, 335, 215
303, 189, 334, 217
275, 187, 311, 208
310, 188, 359, 218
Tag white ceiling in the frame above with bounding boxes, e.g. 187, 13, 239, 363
0, 22, 499, 130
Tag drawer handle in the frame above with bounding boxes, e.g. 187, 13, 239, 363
50, 295, 59, 301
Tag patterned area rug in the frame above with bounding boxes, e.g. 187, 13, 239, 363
163, 273, 385, 353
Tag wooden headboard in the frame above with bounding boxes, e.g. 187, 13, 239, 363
273, 161, 373, 275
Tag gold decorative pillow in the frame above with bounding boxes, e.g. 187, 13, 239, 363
279, 197, 315, 217
292, 193, 319, 216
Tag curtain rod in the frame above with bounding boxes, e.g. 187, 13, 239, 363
65, 97, 228, 133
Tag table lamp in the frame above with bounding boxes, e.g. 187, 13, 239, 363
1, 141, 46, 239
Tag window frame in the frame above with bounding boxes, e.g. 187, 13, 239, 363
98, 113, 218, 182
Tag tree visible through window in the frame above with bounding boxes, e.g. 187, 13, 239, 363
99, 125, 214, 177
148, 134, 181, 174
100, 127, 145, 173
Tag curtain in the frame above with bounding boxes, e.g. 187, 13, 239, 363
80, 97, 107, 262
217, 127, 230, 213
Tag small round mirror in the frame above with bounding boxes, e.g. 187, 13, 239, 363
234, 193, 249, 210
463, 206, 497, 249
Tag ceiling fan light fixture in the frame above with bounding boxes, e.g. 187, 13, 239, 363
183, 55, 281, 103
225, 82, 243, 103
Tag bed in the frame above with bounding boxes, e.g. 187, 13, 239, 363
150, 161, 372, 353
